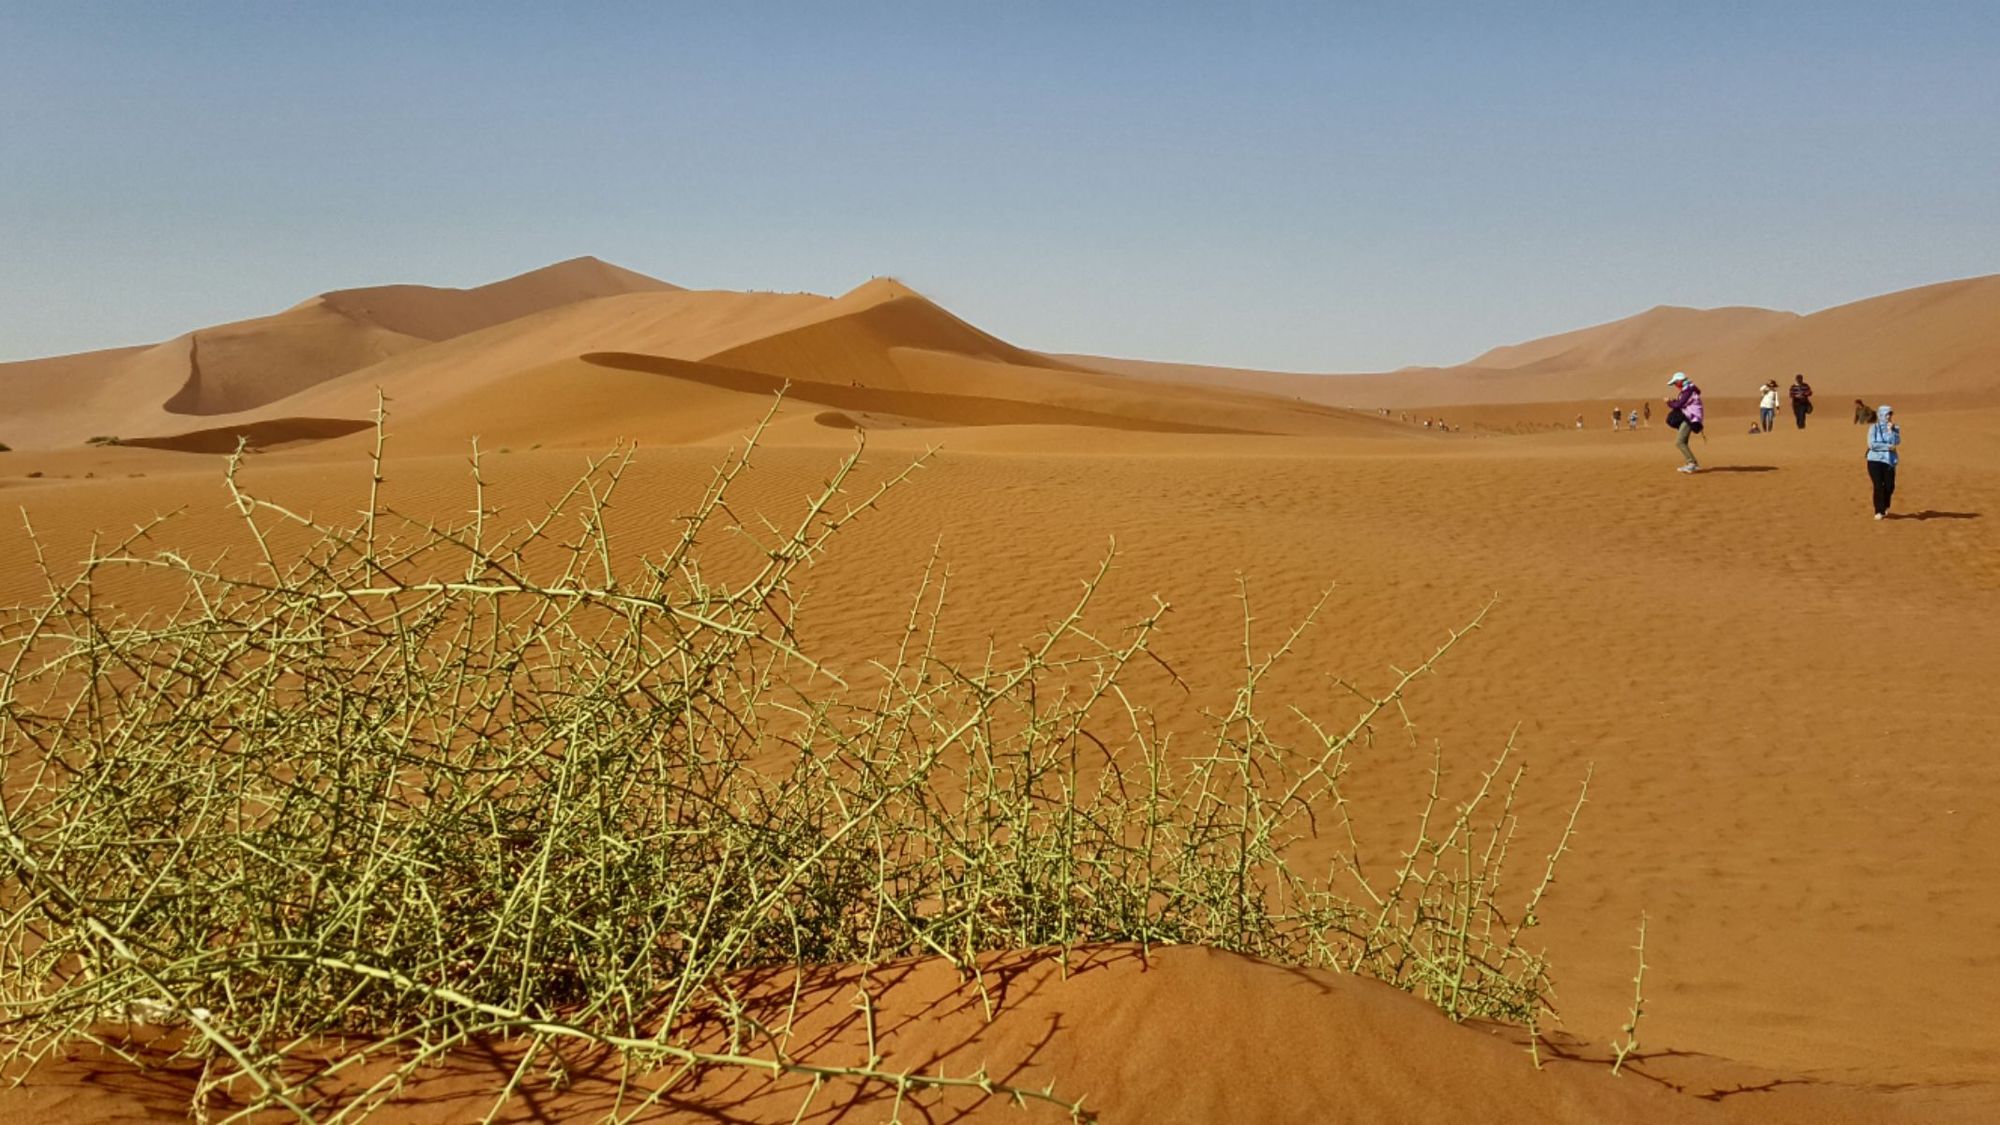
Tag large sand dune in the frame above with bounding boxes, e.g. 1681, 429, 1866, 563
3, 260, 1998, 1122
1071, 272, 2000, 410
0, 256, 679, 447
2, 262, 1401, 454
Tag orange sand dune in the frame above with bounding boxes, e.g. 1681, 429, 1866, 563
0, 257, 678, 448
578, 351, 1272, 434
3, 408, 1998, 1120
703, 277, 1092, 389
311, 254, 681, 341
7, 946, 1987, 1124
252, 287, 834, 424
18, 262, 1997, 462
162, 255, 682, 416
1070, 272, 2000, 409
1463, 304, 1801, 373
160, 302, 429, 415
7, 260, 2000, 1122
29, 272, 1393, 455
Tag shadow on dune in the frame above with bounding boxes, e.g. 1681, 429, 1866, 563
1887, 510, 1981, 521
118, 417, 375, 454
581, 351, 1268, 435
1700, 465, 1779, 473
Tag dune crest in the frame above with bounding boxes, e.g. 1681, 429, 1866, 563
311, 254, 682, 341
11, 262, 2000, 456
1068, 271, 2000, 408
1466, 304, 1802, 373
4, 263, 1404, 452
0, 257, 681, 446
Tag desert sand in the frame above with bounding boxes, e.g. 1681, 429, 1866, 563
2, 259, 1997, 1122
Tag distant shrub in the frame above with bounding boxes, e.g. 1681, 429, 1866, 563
84, 435, 122, 447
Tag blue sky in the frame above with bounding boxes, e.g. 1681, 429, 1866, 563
3, 2, 1996, 370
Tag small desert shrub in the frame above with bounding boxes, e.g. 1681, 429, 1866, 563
83, 434, 122, 447
0, 403, 1587, 1120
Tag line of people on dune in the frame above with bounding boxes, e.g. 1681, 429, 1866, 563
1656, 371, 1902, 519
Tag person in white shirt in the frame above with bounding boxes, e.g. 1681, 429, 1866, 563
1757, 381, 1780, 432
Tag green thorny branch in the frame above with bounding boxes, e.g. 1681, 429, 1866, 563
0, 396, 1586, 1120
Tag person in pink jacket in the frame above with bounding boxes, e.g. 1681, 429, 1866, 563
1665, 372, 1705, 473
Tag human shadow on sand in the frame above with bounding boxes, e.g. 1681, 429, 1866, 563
1886, 510, 1981, 521
1699, 465, 1777, 473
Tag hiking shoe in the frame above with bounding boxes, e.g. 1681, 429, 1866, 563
1874, 513, 1884, 520
1677, 464, 1699, 474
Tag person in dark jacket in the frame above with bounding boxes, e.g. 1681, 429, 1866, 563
1789, 374, 1814, 429
1853, 399, 1872, 424
1865, 404, 1900, 519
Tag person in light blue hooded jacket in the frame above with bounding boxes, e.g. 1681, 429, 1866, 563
1865, 404, 1900, 519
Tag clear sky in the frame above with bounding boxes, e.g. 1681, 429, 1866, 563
3, 2, 1997, 371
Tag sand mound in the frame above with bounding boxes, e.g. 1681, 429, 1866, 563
1070, 272, 2000, 409
312, 255, 681, 341
160, 305, 429, 415
0, 257, 681, 445
5, 945, 1980, 1123
249, 288, 833, 424
74, 274, 1391, 452
578, 351, 1269, 434
3, 404, 1999, 1122
1466, 305, 1801, 373
704, 278, 1088, 389
17, 260, 1999, 464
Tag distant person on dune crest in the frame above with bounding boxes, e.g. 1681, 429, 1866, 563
1790, 374, 1814, 429
1642, 401, 1651, 427
1866, 405, 1900, 520
1665, 372, 1704, 473
1612, 406, 1622, 432
1853, 399, 1873, 424
1758, 381, 1779, 432
1575, 413, 1584, 431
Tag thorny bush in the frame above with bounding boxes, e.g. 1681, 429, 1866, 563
0, 401, 1587, 1121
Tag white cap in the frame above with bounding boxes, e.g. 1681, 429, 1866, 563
1667, 371, 1688, 385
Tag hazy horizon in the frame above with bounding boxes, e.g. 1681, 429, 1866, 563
4, 3, 1997, 372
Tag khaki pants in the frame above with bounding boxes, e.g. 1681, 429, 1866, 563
1676, 421, 1697, 466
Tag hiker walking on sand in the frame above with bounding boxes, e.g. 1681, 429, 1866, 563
1665, 371, 1705, 473
1866, 405, 1901, 520
1789, 374, 1814, 429
1758, 381, 1780, 432
1853, 399, 1873, 424
1643, 401, 1651, 427
1612, 406, 1622, 432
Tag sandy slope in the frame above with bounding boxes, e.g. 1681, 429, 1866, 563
1068, 271, 2000, 408
0, 256, 679, 448
3, 403, 1997, 1121
9, 274, 1395, 455
1465, 305, 1803, 372
6, 946, 1988, 1124
4, 261, 2000, 1121
11, 261, 1998, 457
